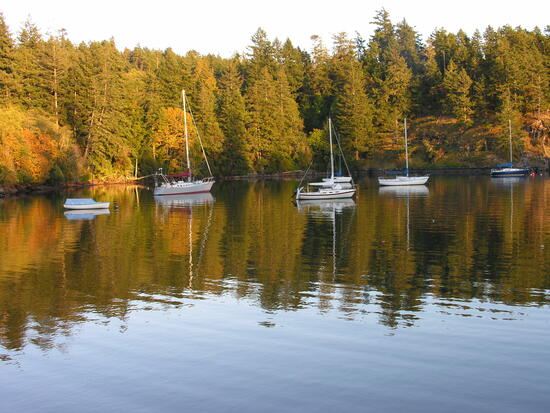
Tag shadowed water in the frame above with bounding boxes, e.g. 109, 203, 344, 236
1, 176, 549, 412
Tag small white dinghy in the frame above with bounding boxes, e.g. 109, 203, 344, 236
63, 198, 110, 210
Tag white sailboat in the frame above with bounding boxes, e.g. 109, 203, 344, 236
490, 119, 530, 177
378, 118, 429, 186
154, 90, 215, 196
296, 118, 356, 200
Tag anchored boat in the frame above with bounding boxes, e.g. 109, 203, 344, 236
379, 118, 429, 186
490, 120, 530, 177
296, 118, 356, 200
154, 90, 215, 196
63, 198, 110, 210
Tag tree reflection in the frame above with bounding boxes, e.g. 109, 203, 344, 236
1, 178, 549, 352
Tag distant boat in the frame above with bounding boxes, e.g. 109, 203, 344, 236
64, 198, 110, 209
490, 120, 530, 177
309, 176, 353, 188
309, 153, 353, 188
296, 118, 356, 200
154, 90, 215, 196
378, 118, 429, 186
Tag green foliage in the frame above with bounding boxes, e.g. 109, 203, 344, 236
443, 60, 473, 124
0, 10, 548, 184
217, 62, 250, 175
47, 164, 65, 185
0, 164, 16, 185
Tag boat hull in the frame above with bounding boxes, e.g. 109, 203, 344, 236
296, 188, 356, 200
378, 176, 429, 186
64, 202, 110, 209
490, 168, 530, 177
154, 180, 214, 196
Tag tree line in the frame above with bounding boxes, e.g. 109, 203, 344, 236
0, 9, 548, 186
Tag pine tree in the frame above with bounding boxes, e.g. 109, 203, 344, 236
66, 40, 132, 177
278, 39, 305, 94
189, 57, 224, 173
13, 19, 49, 110
217, 62, 250, 175
331, 33, 374, 160
443, 60, 473, 124
246, 28, 276, 80
43, 30, 74, 127
0, 13, 15, 105
301, 35, 332, 131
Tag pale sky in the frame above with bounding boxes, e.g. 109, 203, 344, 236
2, 0, 548, 56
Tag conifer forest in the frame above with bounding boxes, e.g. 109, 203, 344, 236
0, 9, 548, 186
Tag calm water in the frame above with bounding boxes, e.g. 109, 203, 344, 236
1, 176, 549, 412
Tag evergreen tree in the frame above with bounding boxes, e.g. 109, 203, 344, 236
331, 32, 374, 160
301, 35, 332, 131
278, 39, 305, 94
13, 19, 49, 110
396, 19, 424, 74
246, 28, 277, 80
66, 40, 132, 177
217, 62, 250, 174
43, 30, 74, 127
156, 48, 190, 107
443, 60, 473, 124
189, 57, 224, 173
0, 13, 15, 105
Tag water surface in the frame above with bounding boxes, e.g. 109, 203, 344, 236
1, 176, 549, 412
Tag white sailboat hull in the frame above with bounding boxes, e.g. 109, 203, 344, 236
296, 187, 356, 200
154, 179, 214, 196
64, 201, 110, 209
378, 176, 429, 186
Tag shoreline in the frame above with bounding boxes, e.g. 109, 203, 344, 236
1, 166, 548, 198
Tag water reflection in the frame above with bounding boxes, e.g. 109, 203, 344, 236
64, 209, 110, 220
0, 178, 549, 354
378, 184, 429, 197
154, 192, 215, 207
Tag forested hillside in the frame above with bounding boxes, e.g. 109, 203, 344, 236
0, 10, 548, 187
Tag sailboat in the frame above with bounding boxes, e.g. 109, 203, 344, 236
378, 118, 429, 186
490, 120, 530, 177
154, 90, 215, 196
296, 118, 356, 200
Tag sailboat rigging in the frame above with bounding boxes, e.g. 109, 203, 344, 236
378, 118, 429, 186
295, 118, 356, 200
490, 119, 530, 177
154, 90, 215, 196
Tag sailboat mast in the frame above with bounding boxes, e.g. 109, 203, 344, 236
183, 89, 191, 180
508, 119, 513, 163
404, 118, 409, 177
329, 118, 334, 180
